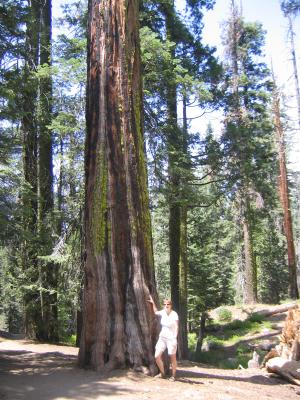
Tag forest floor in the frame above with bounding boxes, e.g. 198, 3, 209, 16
0, 304, 300, 400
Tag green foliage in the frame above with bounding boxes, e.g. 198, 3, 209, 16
255, 215, 289, 303
0, 0, 86, 340
151, 195, 170, 299
188, 332, 198, 350
0, 247, 23, 333
218, 4, 289, 303
61, 334, 77, 346
191, 311, 272, 368
187, 178, 235, 327
281, 0, 300, 16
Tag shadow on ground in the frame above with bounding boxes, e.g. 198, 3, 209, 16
0, 349, 135, 400
0, 343, 294, 400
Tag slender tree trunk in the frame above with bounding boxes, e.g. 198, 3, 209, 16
167, 98, 180, 318
78, 0, 157, 373
160, 0, 185, 357
273, 85, 299, 299
178, 95, 189, 358
21, 0, 40, 339
288, 15, 300, 130
38, 0, 58, 341
57, 138, 64, 235
196, 312, 207, 353
242, 205, 257, 304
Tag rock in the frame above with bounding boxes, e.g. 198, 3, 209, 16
201, 341, 210, 352
248, 351, 260, 369
257, 341, 277, 352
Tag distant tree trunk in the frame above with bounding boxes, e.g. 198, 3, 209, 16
287, 14, 300, 130
21, 0, 40, 338
242, 204, 257, 304
178, 95, 188, 358
167, 90, 180, 319
57, 138, 64, 235
37, 0, 58, 341
161, 0, 188, 358
196, 312, 207, 353
78, 0, 158, 373
273, 84, 299, 299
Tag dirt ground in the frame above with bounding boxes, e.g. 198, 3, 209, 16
0, 338, 300, 400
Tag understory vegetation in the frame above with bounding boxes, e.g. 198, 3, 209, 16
188, 304, 292, 369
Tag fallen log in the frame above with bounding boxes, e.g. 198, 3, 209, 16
266, 357, 300, 386
263, 306, 300, 385
252, 303, 297, 318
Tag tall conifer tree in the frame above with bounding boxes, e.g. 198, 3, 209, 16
222, 0, 275, 303
79, 0, 158, 372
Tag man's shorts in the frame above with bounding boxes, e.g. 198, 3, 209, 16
155, 336, 177, 356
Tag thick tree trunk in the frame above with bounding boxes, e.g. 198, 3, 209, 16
37, 0, 58, 342
78, 0, 157, 373
273, 86, 299, 299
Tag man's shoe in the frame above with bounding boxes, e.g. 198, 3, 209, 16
154, 373, 166, 379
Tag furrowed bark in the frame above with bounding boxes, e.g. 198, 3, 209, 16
79, 0, 157, 373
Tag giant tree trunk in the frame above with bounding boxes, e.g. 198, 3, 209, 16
273, 84, 299, 299
78, 0, 157, 373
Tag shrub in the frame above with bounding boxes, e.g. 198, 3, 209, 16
216, 307, 232, 322
236, 343, 251, 354
188, 332, 198, 351
248, 313, 264, 323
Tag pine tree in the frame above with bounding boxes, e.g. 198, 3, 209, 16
222, 0, 275, 303
141, 0, 221, 358
281, 0, 300, 130
272, 78, 298, 298
20, 0, 39, 339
